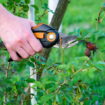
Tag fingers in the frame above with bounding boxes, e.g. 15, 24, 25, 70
8, 47, 30, 61
16, 47, 29, 59
7, 43, 35, 61
6, 36, 42, 61
28, 20, 43, 52
22, 40, 35, 56
28, 31, 43, 53
5, 19, 42, 61
8, 50, 20, 61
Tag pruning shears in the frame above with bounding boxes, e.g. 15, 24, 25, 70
32, 23, 78, 48
0, 23, 79, 61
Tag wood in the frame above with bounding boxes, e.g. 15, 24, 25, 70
50, 0, 70, 30
41, 0, 70, 58
48, 0, 59, 23
37, 0, 70, 80
48, 0, 62, 32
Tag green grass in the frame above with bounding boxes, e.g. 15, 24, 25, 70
63, 0, 103, 27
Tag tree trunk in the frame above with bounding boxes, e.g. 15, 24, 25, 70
41, 0, 70, 59
37, 0, 70, 80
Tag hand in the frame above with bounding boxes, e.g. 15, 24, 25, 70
0, 13, 43, 61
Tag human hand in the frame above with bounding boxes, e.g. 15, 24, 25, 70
0, 9, 42, 61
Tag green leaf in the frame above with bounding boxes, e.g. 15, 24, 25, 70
97, 61, 105, 65
30, 57, 36, 62
23, 5, 29, 12
76, 56, 90, 61
31, 4, 39, 14
40, 94, 54, 103
14, 0, 20, 3
0, 0, 7, 3
102, 3, 105, 11
6, 86, 12, 92
26, 78, 35, 83
42, 3, 48, 9
56, 94, 62, 103
25, 0, 30, 4
27, 61, 35, 68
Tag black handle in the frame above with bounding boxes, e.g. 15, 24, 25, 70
32, 24, 59, 48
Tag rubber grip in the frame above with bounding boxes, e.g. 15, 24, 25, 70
32, 24, 59, 48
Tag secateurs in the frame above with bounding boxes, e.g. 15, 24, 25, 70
32, 23, 78, 48
1, 23, 78, 61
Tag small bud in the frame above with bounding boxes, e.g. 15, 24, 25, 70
86, 42, 97, 51
85, 48, 91, 57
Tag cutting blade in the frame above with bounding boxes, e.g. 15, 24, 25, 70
54, 33, 78, 48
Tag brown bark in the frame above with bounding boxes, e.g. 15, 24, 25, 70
37, 0, 70, 80
41, 0, 70, 59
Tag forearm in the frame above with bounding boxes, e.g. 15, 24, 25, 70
0, 4, 13, 17
0, 4, 9, 20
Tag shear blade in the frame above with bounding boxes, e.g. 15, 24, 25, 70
54, 33, 78, 48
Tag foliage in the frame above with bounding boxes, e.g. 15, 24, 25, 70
0, 0, 105, 105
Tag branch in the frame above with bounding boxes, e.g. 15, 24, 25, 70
37, 0, 70, 80
0, 42, 5, 49
41, 0, 70, 59
50, 0, 70, 30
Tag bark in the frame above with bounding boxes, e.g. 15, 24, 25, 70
41, 0, 70, 59
37, 0, 70, 80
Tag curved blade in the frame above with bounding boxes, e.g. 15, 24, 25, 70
54, 33, 78, 48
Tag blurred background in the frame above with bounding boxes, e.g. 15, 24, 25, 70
0, 0, 105, 104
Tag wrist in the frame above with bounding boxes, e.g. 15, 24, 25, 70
0, 4, 14, 21
0, 5, 15, 37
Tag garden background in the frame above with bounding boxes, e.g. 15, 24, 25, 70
0, 0, 105, 105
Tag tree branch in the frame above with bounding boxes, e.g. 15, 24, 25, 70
41, 0, 70, 59
37, 0, 70, 80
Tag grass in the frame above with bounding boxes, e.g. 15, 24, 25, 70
63, 0, 103, 27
